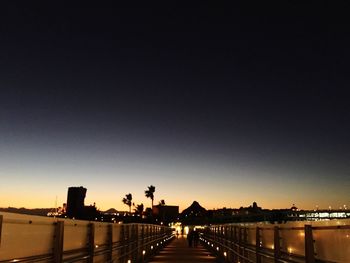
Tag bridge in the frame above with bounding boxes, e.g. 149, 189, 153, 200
0, 212, 349, 262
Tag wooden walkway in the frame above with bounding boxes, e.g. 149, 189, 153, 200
148, 236, 217, 263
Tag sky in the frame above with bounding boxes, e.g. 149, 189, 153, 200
0, 2, 349, 211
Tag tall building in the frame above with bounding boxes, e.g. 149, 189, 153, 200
66, 186, 87, 219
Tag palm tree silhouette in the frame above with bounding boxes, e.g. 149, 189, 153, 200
134, 203, 144, 216
145, 185, 155, 208
122, 193, 133, 213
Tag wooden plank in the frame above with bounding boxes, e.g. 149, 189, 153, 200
148, 237, 216, 263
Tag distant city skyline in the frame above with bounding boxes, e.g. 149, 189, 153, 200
0, 3, 349, 212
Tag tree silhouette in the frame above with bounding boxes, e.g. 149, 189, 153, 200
134, 203, 144, 216
145, 185, 155, 208
158, 199, 165, 206
122, 193, 133, 213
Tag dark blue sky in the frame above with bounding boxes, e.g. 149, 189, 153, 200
0, 2, 349, 210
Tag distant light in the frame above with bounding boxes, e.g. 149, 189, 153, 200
224, 252, 227, 257
142, 250, 146, 255
127, 260, 131, 263
217, 247, 219, 251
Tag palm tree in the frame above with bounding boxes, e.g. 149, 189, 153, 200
122, 193, 133, 213
134, 203, 144, 216
145, 185, 155, 208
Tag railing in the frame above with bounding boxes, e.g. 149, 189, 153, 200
0, 212, 173, 263
201, 219, 350, 263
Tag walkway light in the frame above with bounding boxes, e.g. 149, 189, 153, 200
217, 247, 219, 251
151, 245, 153, 249
127, 260, 131, 263
142, 250, 146, 255
224, 252, 227, 257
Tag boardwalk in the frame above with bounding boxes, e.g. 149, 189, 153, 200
148, 236, 217, 263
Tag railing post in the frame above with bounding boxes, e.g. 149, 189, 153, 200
125, 225, 130, 263
233, 226, 238, 263
225, 226, 228, 250
108, 224, 113, 262
304, 225, 315, 263
243, 227, 248, 263
255, 227, 261, 263
120, 224, 125, 263
273, 226, 280, 263
232, 225, 235, 261
0, 215, 3, 246
88, 223, 95, 263
132, 224, 138, 262
53, 221, 64, 263
220, 226, 223, 251
141, 225, 145, 262
238, 227, 243, 262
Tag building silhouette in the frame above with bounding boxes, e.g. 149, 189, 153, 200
152, 205, 179, 224
66, 186, 98, 220
66, 186, 86, 218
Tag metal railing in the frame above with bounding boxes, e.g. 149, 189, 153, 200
201, 219, 350, 263
0, 212, 173, 263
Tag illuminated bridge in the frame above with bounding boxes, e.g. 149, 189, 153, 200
0, 212, 349, 263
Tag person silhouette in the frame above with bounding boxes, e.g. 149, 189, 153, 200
193, 229, 199, 247
187, 229, 194, 247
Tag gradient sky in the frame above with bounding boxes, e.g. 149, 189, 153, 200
0, 2, 349, 211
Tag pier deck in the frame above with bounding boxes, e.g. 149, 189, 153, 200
148, 236, 217, 263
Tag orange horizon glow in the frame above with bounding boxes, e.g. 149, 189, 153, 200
1, 190, 348, 212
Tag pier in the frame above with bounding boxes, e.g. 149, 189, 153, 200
0, 212, 349, 262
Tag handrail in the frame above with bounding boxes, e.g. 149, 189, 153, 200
0, 213, 173, 263
202, 220, 350, 263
